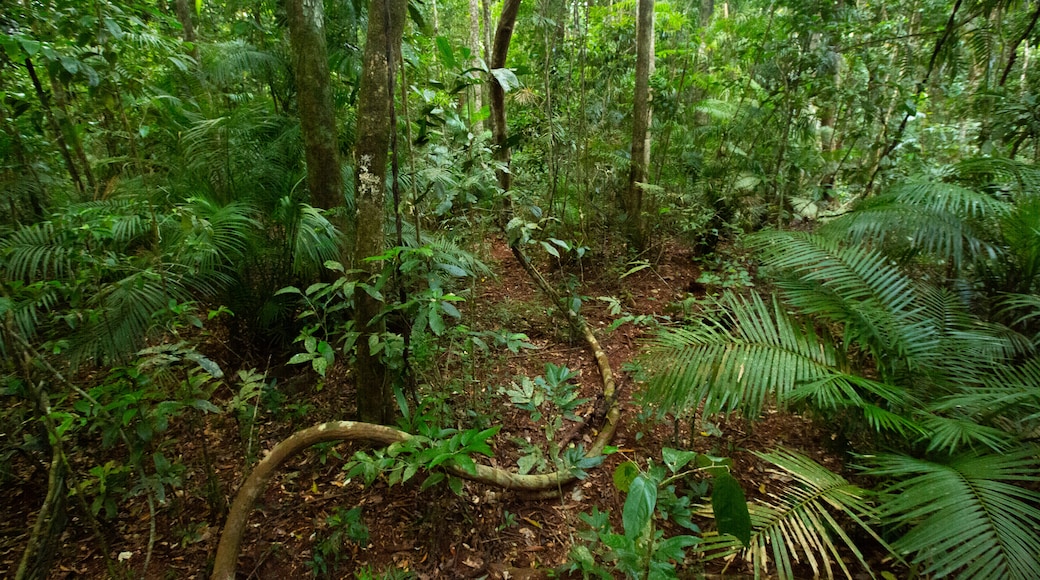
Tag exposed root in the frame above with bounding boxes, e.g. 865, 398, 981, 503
211, 283, 622, 578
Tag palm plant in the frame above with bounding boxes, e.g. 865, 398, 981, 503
699, 449, 892, 580
0, 193, 259, 365
642, 162, 1040, 578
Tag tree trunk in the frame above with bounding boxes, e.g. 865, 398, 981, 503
24, 58, 84, 194
490, 0, 522, 200
468, 0, 483, 132
353, 0, 408, 424
286, 0, 345, 212
173, 0, 201, 60
47, 71, 97, 196
624, 0, 654, 251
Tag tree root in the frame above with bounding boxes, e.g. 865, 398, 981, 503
211, 288, 621, 579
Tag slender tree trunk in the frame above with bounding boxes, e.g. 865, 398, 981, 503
286, 0, 345, 212
490, 0, 522, 201
0, 80, 47, 218
353, 0, 408, 424
173, 0, 201, 60
25, 58, 84, 194
865, 0, 964, 195
624, 0, 654, 251
1000, 1, 1040, 87
47, 71, 97, 196
481, 0, 493, 132
468, 0, 483, 132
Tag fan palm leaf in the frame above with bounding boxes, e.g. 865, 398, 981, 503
866, 450, 1040, 580
699, 449, 888, 580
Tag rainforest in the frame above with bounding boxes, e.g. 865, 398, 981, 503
2, 0, 1040, 578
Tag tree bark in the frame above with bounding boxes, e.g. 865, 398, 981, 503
353, 0, 408, 424
286, 0, 345, 212
624, 0, 654, 250
173, 0, 201, 60
468, 0, 483, 132
490, 0, 522, 198
47, 70, 97, 196
24, 58, 84, 194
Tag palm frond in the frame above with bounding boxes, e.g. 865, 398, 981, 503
642, 292, 844, 418
272, 197, 342, 277
821, 179, 1005, 270
0, 222, 76, 282
752, 231, 919, 315
699, 449, 888, 580
866, 449, 1040, 580
753, 231, 937, 370
164, 196, 259, 282
916, 414, 1017, 453
68, 267, 192, 367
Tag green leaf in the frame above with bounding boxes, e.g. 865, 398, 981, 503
435, 36, 457, 69
490, 68, 520, 92
623, 475, 656, 540
190, 399, 222, 414
428, 308, 445, 335
613, 461, 640, 492
195, 0, 202, 16
420, 472, 444, 490
312, 357, 327, 377
662, 448, 698, 473
440, 301, 461, 319
287, 352, 314, 365
711, 473, 751, 547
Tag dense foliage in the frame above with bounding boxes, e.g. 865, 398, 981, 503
2, 0, 1039, 578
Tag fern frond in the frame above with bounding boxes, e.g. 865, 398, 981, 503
867, 450, 1040, 580
643, 292, 844, 418
699, 449, 887, 580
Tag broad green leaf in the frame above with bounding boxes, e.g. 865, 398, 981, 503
428, 308, 445, 335
711, 473, 752, 547
613, 461, 640, 492
490, 68, 520, 92
662, 447, 698, 473
623, 475, 657, 541
435, 36, 456, 69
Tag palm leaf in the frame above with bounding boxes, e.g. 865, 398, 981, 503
753, 231, 936, 372
643, 292, 844, 418
0, 222, 76, 282
818, 179, 1006, 270
699, 449, 888, 580
866, 449, 1040, 580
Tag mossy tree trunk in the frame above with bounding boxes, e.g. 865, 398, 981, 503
353, 0, 408, 424
286, 0, 345, 212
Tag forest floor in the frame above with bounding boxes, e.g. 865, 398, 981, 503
2, 236, 855, 579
